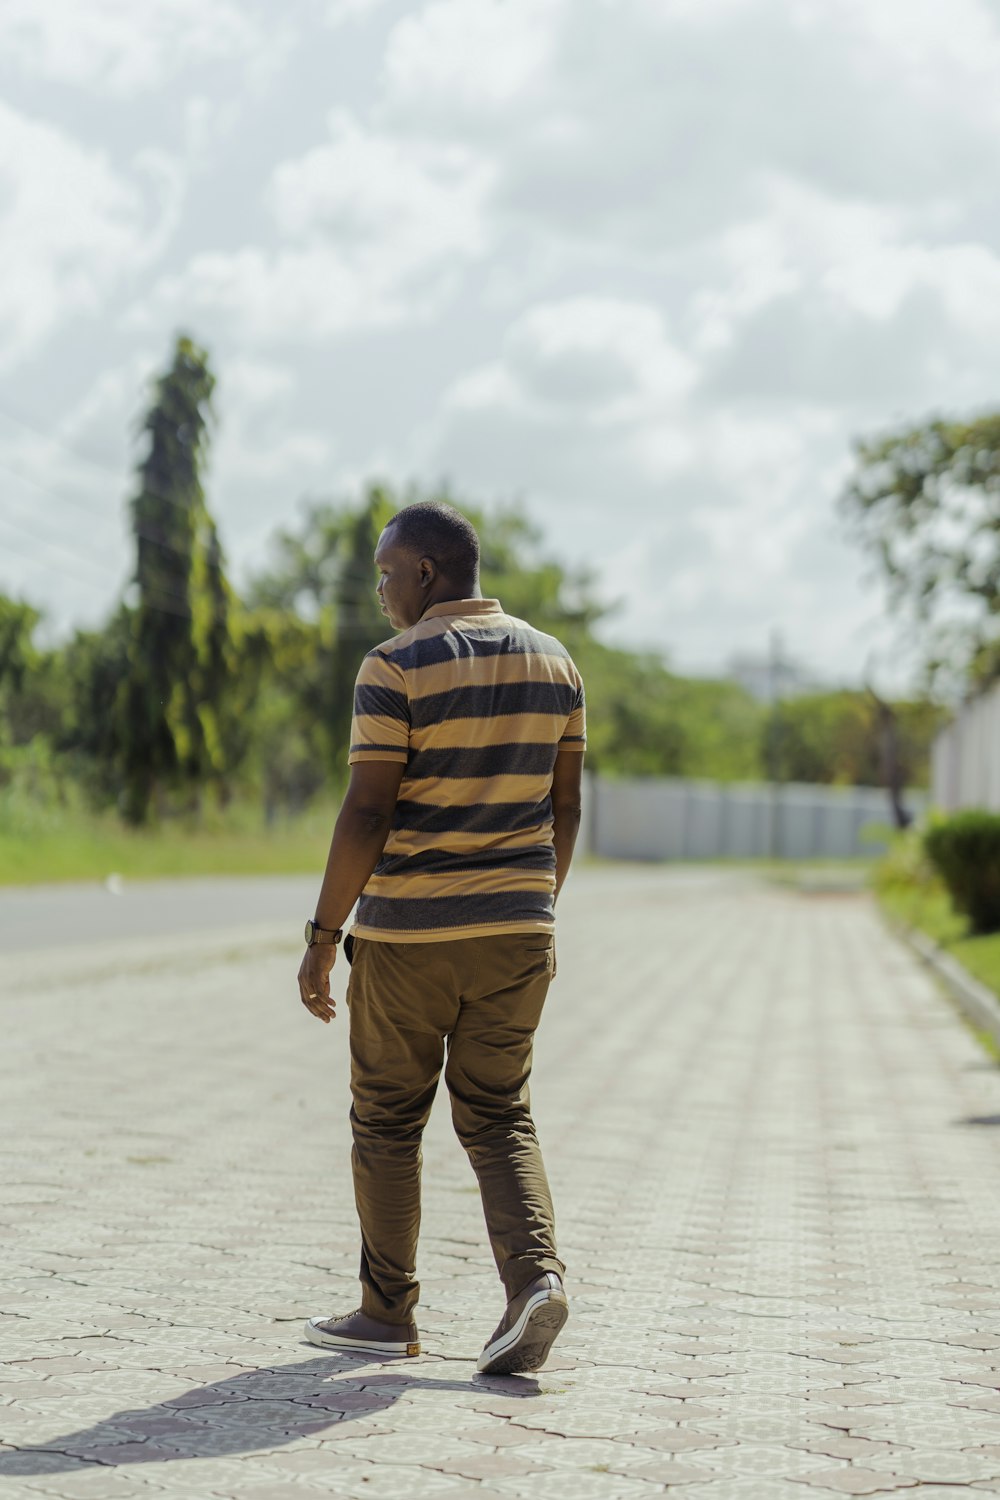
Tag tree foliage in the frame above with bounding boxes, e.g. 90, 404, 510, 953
0, 598, 65, 777
0, 336, 947, 841
761, 690, 944, 790
118, 334, 236, 822
841, 412, 1000, 684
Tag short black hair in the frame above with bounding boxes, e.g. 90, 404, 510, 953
386, 501, 480, 583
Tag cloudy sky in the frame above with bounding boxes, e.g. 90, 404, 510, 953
3, 0, 1000, 687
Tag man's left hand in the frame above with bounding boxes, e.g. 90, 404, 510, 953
298, 944, 339, 1024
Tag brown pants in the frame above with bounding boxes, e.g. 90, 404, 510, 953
345, 932, 564, 1323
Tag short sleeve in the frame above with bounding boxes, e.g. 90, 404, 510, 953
348, 651, 410, 765
558, 677, 586, 752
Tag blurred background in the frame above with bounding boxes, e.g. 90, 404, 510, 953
2, 0, 1000, 884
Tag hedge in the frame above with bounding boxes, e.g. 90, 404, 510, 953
924, 811, 1000, 936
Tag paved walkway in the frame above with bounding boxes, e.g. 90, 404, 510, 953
4, 869, 1000, 1500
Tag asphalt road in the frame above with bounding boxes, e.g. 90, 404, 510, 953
0, 873, 322, 953
0, 865, 745, 954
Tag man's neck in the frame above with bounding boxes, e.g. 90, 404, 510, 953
421, 580, 482, 616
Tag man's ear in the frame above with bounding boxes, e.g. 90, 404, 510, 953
418, 555, 436, 589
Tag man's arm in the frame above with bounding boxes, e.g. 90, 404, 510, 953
552, 748, 584, 903
298, 758, 405, 1023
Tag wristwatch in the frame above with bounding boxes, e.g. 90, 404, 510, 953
305, 919, 344, 947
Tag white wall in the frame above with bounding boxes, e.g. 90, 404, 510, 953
585, 775, 921, 861
932, 681, 1000, 813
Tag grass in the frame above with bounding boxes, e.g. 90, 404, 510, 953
1, 790, 877, 890
0, 801, 338, 886
878, 881, 1000, 1002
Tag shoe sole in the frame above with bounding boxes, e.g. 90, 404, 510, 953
476, 1291, 569, 1376
304, 1320, 420, 1357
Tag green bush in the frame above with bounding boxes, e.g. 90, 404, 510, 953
924, 811, 1000, 936
872, 824, 940, 895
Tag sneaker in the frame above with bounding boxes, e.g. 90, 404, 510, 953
304, 1309, 420, 1357
477, 1272, 568, 1376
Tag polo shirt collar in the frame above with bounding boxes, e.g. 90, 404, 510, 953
421, 598, 503, 621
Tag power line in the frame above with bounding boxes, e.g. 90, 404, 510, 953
0, 511, 123, 589
0, 523, 194, 625
0, 402, 208, 521
0, 455, 220, 574
0, 480, 194, 612
0, 407, 390, 632
0, 403, 131, 491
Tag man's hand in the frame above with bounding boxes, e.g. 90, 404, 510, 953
298, 943, 339, 1024
297, 760, 405, 1025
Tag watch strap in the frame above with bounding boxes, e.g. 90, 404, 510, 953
306, 920, 344, 946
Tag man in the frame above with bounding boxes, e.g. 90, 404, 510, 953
296, 501, 585, 1376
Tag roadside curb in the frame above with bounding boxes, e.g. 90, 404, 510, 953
895, 921, 1000, 1053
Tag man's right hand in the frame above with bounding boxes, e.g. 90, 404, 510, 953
298, 944, 338, 1024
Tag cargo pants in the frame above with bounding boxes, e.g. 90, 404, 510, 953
345, 932, 564, 1323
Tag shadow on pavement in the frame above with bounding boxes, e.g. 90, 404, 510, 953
0, 1354, 541, 1474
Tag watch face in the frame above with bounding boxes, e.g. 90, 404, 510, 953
304, 920, 314, 945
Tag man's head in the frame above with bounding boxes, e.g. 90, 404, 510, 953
374, 502, 482, 630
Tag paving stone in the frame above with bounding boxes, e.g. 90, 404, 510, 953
617, 1426, 736, 1453
791, 1434, 909, 1462
487, 1472, 664, 1499
607, 1457, 722, 1484
882, 1448, 1000, 1482
793, 1468, 921, 1492
8, 872, 1000, 1500
435, 1451, 555, 1478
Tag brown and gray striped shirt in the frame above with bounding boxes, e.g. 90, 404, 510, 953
348, 598, 586, 942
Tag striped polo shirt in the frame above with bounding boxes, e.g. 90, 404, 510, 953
348, 598, 586, 942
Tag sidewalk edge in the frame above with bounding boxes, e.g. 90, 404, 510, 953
892, 919, 1000, 1052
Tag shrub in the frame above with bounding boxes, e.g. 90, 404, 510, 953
872, 824, 940, 896
924, 811, 1000, 936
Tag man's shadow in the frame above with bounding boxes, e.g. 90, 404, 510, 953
0, 1354, 541, 1475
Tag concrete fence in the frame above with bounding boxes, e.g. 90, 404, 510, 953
931, 681, 1000, 813
580, 775, 924, 861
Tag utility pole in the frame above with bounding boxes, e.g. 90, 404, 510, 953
767, 628, 784, 858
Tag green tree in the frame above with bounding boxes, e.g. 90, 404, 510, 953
575, 640, 764, 779
118, 334, 236, 823
0, 597, 64, 754
249, 484, 609, 780
841, 412, 1000, 685
0, 598, 43, 750
760, 689, 943, 791
59, 610, 132, 802
249, 485, 767, 784
248, 483, 398, 777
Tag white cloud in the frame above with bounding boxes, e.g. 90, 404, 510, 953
0, 0, 287, 95
0, 367, 144, 632
0, 103, 179, 372
383, 0, 565, 113
328, 0, 391, 22
447, 298, 696, 449
214, 360, 329, 486
268, 110, 490, 259
425, 296, 869, 674
10, 0, 1000, 683
383, 0, 1000, 270
139, 111, 494, 341
822, 0, 1000, 131
686, 176, 1000, 410
211, 362, 333, 578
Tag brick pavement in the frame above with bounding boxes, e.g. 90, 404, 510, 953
4, 868, 1000, 1499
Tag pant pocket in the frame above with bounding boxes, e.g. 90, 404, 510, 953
518, 934, 556, 978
